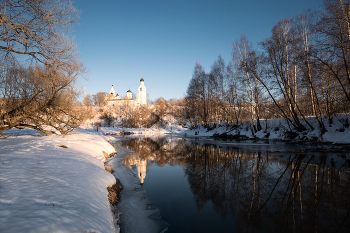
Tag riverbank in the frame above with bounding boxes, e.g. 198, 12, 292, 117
97, 114, 350, 145
0, 128, 119, 233
183, 115, 350, 145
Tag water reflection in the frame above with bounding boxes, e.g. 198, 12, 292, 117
121, 137, 350, 232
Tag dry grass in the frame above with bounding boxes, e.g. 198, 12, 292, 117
104, 165, 113, 173
107, 184, 123, 205
102, 151, 116, 159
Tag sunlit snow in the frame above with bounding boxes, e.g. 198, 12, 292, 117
0, 128, 117, 233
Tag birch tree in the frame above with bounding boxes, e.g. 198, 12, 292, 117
295, 14, 326, 130
261, 20, 313, 131
316, 0, 350, 109
232, 34, 262, 132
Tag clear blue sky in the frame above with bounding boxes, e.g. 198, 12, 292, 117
73, 0, 322, 101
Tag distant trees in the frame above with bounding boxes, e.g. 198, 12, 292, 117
184, 0, 350, 132
117, 104, 158, 128
92, 92, 107, 107
185, 57, 238, 127
0, 0, 84, 135
185, 55, 262, 129
155, 97, 167, 117
186, 61, 206, 126
97, 97, 186, 129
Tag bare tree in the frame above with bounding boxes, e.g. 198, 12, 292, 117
93, 92, 107, 107
226, 64, 244, 126
185, 61, 206, 126
261, 20, 313, 131
0, 0, 79, 67
211, 56, 226, 123
0, 0, 84, 135
84, 94, 93, 107
316, 0, 350, 109
295, 13, 326, 130
155, 97, 167, 117
232, 34, 263, 132
0, 61, 84, 135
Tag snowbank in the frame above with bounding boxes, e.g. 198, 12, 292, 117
83, 112, 350, 145
96, 115, 186, 136
182, 115, 350, 144
0, 128, 118, 233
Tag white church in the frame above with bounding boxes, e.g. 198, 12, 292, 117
105, 78, 147, 107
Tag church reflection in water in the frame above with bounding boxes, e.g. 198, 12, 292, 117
122, 137, 176, 184
120, 137, 350, 233
123, 156, 147, 184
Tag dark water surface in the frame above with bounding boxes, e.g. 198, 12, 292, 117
115, 136, 350, 233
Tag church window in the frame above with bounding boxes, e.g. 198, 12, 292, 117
140, 88, 142, 91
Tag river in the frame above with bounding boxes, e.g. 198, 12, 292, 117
107, 136, 350, 233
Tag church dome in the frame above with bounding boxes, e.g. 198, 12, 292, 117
140, 78, 144, 82
127, 90, 132, 93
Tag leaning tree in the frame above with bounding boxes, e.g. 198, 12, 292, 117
0, 0, 85, 135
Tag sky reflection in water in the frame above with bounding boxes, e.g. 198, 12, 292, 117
120, 137, 350, 233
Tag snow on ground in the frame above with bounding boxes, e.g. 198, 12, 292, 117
0, 128, 118, 233
182, 115, 350, 144
97, 115, 187, 136
82, 106, 350, 144
85, 112, 350, 144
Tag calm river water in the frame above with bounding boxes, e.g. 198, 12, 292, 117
113, 136, 350, 233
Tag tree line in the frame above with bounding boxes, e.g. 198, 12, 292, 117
185, 0, 350, 133
92, 97, 186, 129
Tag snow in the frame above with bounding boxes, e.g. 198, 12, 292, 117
0, 128, 118, 233
182, 115, 350, 144
85, 112, 350, 145
98, 115, 186, 136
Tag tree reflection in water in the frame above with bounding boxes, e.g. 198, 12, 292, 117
121, 137, 350, 232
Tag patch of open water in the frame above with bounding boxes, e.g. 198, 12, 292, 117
110, 136, 350, 233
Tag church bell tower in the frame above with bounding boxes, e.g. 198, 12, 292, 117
137, 78, 147, 105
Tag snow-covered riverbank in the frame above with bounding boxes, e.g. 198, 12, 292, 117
99, 114, 350, 145
0, 128, 118, 233
183, 116, 350, 144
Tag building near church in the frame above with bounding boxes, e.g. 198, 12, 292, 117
105, 78, 147, 107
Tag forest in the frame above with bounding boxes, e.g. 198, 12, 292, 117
184, 0, 350, 133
